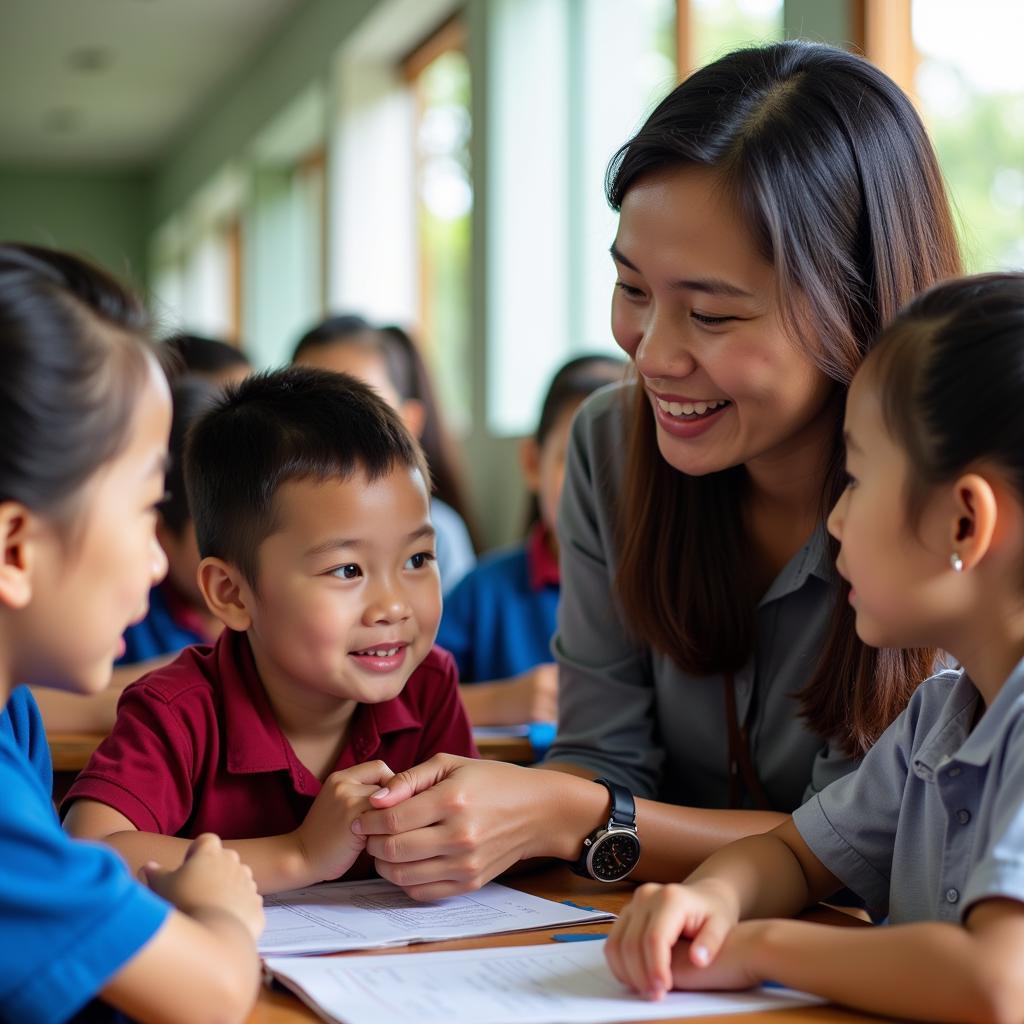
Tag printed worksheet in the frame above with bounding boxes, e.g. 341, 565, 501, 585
264, 940, 823, 1024
259, 879, 615, 956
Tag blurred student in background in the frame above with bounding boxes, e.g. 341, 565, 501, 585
292, 315, 477, 594
164, 332, 252, 387
438, 354, 625, 739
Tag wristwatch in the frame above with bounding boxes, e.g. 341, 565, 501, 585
570, 778, 641, 882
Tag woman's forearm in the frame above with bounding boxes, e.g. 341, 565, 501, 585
529, 765, 789, 882
633, 798, 787, 881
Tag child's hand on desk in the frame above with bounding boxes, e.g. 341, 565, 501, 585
295, 760, 396, 883
141, 832, 264, 941
605, 880, 743, 999
460, 664, 558, 726
513, 662, 558, 723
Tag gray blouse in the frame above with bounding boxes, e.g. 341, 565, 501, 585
544, 384, 858, 810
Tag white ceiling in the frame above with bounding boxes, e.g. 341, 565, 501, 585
0, 0, 305, 169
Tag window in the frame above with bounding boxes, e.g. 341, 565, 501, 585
682, 0, 784, 74
404, 21, 472, 429
912, 0, 1024, 270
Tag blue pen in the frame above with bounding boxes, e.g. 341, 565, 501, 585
551, 932, 609, 942
560, 899, 599, 913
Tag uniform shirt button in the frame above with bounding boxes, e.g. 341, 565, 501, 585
957, 809, 971, 825
945, 888, 960, 904
947, 766, 962, 778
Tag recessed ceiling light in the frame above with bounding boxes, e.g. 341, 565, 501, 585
43, 108, 81, 133
67, 46, 112, 73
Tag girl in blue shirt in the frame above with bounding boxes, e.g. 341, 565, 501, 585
606, 274, 1024, 1023
439, 354, 625, 731
0, 244, 263, 1024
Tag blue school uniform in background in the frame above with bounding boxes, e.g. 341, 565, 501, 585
0, 686, 169, 1023
437, 524, 559, 756
118, 582, 207, 665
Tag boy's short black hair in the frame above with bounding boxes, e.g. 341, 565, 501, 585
185, 366, 430, 586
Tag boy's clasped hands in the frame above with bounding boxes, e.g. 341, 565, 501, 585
293, 760, 397, 884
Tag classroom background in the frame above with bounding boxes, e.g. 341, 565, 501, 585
0, 0, 1020, 552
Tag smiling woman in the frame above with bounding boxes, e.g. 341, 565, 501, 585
351, 40, 965, 903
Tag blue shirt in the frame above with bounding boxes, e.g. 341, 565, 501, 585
118, 583, 206, 666
437, 542, 559, 683
0, 686, 170, 1023
794, 659, 1024, 923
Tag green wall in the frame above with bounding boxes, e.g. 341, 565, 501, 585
152, 0, 376, 225
0, 168, 151, 285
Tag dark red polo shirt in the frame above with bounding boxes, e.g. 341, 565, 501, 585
63, 629, 478, 850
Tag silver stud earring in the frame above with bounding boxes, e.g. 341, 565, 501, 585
950, 552, 964, 573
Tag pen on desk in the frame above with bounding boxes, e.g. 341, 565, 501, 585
550, 932, 609, 942
559, 899, 599, 912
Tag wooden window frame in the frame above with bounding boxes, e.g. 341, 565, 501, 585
397, 14, 469, 361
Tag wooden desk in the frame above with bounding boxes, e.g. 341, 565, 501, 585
47, 731, 535, 773
49, 732, 104, 773
248, 865, 881, 1024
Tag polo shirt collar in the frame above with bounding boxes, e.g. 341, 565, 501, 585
910, 672, 978, 780
911, 659, 1024, 777
953, 656, 1024, 768
215, 629, 422, 784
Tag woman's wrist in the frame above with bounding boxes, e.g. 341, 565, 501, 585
523, 769, 612, 861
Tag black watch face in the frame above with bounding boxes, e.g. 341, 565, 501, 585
590, 830, 641, 881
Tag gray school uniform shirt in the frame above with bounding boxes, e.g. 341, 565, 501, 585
794, 660, 1024, 923
544, 384, 858, 810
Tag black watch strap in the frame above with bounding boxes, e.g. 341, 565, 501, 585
594, 777, 636, 828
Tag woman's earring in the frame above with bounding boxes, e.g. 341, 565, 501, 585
950, 552, 964, 573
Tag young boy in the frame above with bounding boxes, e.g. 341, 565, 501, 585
64, 367, 477, 893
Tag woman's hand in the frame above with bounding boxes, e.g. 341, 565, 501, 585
605, 879, 743, 998
353, 754, 602, 900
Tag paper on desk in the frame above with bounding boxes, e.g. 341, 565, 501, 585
258, 879, 615, 956
264, 939, 824, 1024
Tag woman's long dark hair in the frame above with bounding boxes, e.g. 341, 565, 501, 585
0, 244, 155, 522
607, 42, 962, 756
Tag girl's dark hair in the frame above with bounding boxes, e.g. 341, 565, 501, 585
160, 376, 221, 536
0, 243, 156, 521
607, 41, 962, 756
524, 354, 627, 531
867, 273, 1024, 520
535, 354, 627, 446
292, 315, 477, 550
